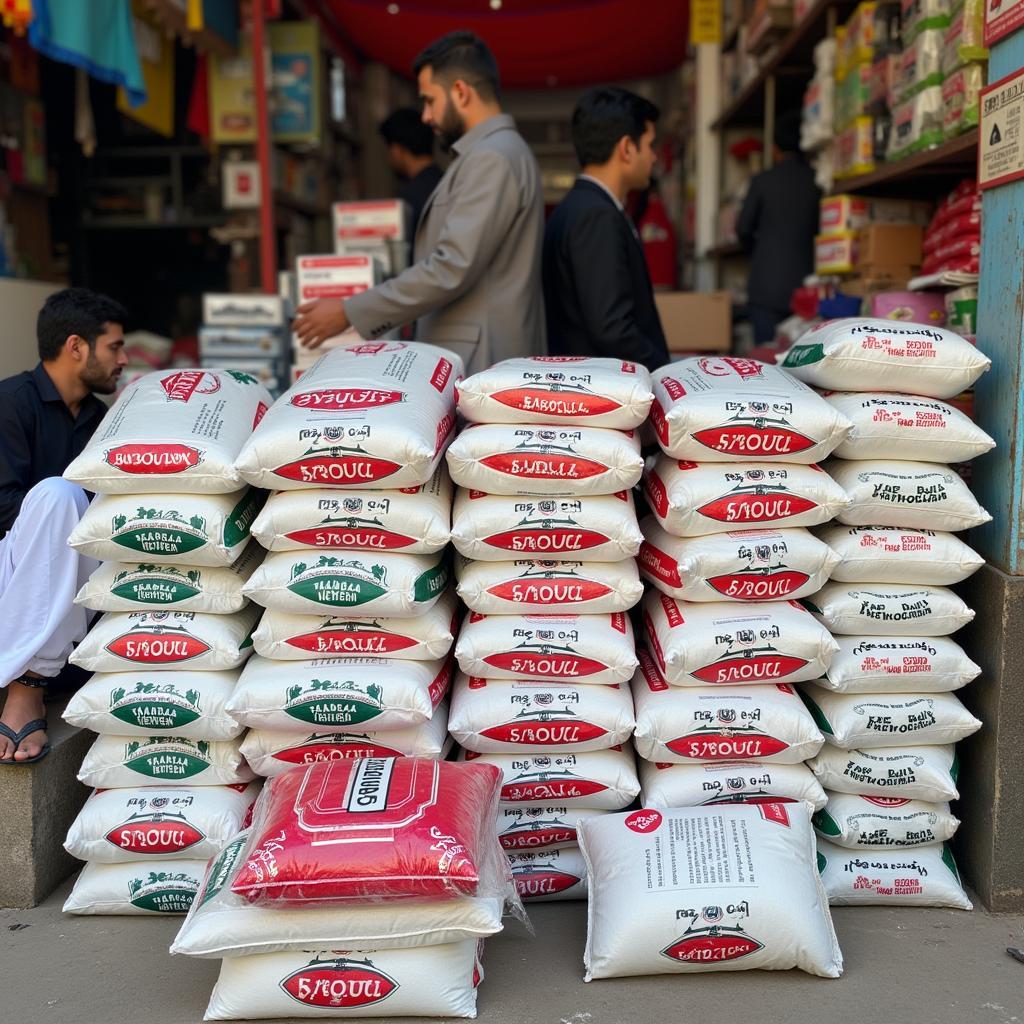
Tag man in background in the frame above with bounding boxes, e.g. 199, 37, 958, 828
0, 288, 127, 763
295, 31, 545, 371
379, 107, 444, 237
542, 86, 668, 372
737, 110, 821, 344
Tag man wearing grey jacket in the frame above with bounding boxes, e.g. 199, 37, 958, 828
294, 32, 545, 371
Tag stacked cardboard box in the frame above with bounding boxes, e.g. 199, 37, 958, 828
200, 295, 289, 399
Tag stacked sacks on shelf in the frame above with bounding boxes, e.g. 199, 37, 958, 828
448, 357, 649, 903
231, 342, 462, 774
782, 316, 990, 908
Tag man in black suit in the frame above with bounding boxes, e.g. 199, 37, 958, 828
543, 86, 668, 371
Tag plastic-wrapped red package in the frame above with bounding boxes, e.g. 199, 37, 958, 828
231, 757, 502, 905
923, 211, 982, 256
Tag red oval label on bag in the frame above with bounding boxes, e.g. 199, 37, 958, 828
625, 809, 663, 833
483, 652, 608, 678
662, 934, 764, 964
481, 453, 608, 480
284, 629, 418, 656
667, 734, 789, 759
284, 528, 416, 550
707, 570, 811, 600
483, 528, 610, 554
105, 817, 205, 854
105, 443, 202, 474
289, 388, 405, 410
491, 388, 620, 418
692, 426, 815, 457
513, 868, 581, 898
697, 493, 816, 523
692, 654, 809, 684
499, 826, 577, 850
105, 632, 211, 663
280, 960, 398, 1008
274, 456, 401, 485
272, 741, 404, 764
501, 778, 607, 801
481, 722, 608, 745
485, 579, 613, 604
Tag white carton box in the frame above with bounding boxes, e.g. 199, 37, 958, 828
294, 253, 381, 304
332, 199, 408, 244
203, 293, 286, 327
200, 326, 288, 359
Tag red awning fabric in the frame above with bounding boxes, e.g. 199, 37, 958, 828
321, 0, 689, 89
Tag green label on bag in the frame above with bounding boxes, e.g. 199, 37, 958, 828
199, 834, 248, 908
224, 488, 265, 548
123, 739, 211, 779
111, 580, 201, 605
782, 343, 825, 367
413, 558, 450, 604
284, 678, 385, 725
817, 850, 827, 874
114, 528, 207, 556
109, 683, 203, 730
288, 574, 388, 607
128, 873, 200, 913
812, 809, 841, 837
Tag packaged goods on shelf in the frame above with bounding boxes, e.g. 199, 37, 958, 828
941, 54, 985, 137
332, 199, 408, 247
809, 741, 959, 800
941, 0, 987, 72
945, 284, 978, 334
639, 758, 828, 808
887, 86, 944, 159
857, 224, 924, 273
824, 634, 981, 692
842, 1, 881, 68
816, 231, 859, 275
819, 195, 932, 236
203, 293, 287, 328
813, 791, 959, 848
896, 28, 946, 102
835, 115, 876, 178
901, 0, 953, 42
294, 252, 380, 306
836, 64, 873, 131
199, 326, 289, 361
867, 289, 947, 323
63, 858, 209, 916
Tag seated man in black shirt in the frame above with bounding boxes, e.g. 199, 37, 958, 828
0, 288, 127, 763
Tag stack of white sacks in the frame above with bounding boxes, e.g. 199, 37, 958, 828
782, 318, 991, 909
59, 369, 270, 916
446, 358, 650, 903
228, 342, 462, 776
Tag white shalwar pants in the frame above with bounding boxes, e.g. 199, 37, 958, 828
0, 478, 96, 687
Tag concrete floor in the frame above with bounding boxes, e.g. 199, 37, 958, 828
3, 881, 1024, 1024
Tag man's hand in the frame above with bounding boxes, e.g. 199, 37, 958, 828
293, 298, 351, 349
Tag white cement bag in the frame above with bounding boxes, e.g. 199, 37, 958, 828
69, 489, 265, 567
781, 318, 990, 399
446, 424, 643, 496
817, 839, 972, 908
242, 549, 449, 617
63, 858, 207, 915
818, 526, 984, 585
824, 635, 981, 693
643, 592, 838, 687
800, 684, 981, 749
79, 735, 255, 788
62, 669, 242, 740
228, 655, 451, 732
644, 456, 850, 537
235, 342, 462, 490
509, 847, 588, 902
639, 759, 827, 810
460, 747, 640, 809
809, 743, 959, 801
497, 806, 607, 852
65, 369, 272, 494
455, 556, 643, 614
824, 392, 995, 462
451, 488, 642, 562
449, 675, 635, 754
805, 582, 974, 636
580, 803, 843, 979
632, 652, 823, 764
70, 608, 260, 673
64, 782, 259, 864
813, 793, 959, 849
455, 612, 638, 685
651, 357, 851, 463
640, 518, 839, 602
249, 467, 452, 553
829, 459, 992, 531
458, 356, 654, 429
252, 591, 457, 661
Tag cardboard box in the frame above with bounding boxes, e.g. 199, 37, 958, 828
655, 292, 732, 352
295, 254, 381, 304
203, 293, 286, 327
815, 232, 858, 275
332, 200, 409, 244
199, 326, 288, 359
857, 223, 923, 272
820, 194, 933, 235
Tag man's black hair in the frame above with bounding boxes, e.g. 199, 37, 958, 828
412, 31, 500, 101
37, 287, 128, 362
774, 110, 803, 154
571, 86, 660, 168
379, 108, 435, 157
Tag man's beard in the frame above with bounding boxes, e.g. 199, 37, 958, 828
81, 352, 120, 395
437, 102, 466, 152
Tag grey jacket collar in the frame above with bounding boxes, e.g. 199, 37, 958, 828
451, 113, 516, 157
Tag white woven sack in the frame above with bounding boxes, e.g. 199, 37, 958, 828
497, 805, 607, 852
805, 582, 974, 636
818, 526, 984, 585
644, 456, 850, 537
639, 759, 827, 810
640, 518, 839, 602
64, 782, 259, 863
813, 792, 959, 849
252, 591, 457, 661
580, 804, 843, 979
824, 635, 981, 693
632, 652, 823, 764
457, 356, 654, 429
235, 342, 462, 490
828, 459, 991, 531
824, 392, 995, 461
249, 467, 452, 553
446, 423, 643, 496
449, 674, 635, 754
651, 357, 851, 463
780, 318, 990, 399
455, 556, 643, 614
509, 846, 588, 902
70, 608, 260, 673
459, 747, 640, 809
817, 839, 972, 908
808, 743, 959, 801
800, 684, 981, 749
63, 858, 207, 915
65, 369, 272, 493
62, 669, 242, 740
455, 612, 638, 685
228, 655, 451, 732
69, 489, 264, 567
242, 549, 449, 617
204, 941, 481, 1020
451, 488, 642, 562
78, 735, 255, 788
643, 592, 838, 687
239, 704, 452, 777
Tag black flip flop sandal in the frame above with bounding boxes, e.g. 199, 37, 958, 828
0, 718, 51, 765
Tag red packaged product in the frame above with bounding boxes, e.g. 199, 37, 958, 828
231, 757, 502, 905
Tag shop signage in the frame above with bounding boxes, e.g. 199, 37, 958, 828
985, 0, 1024, 47
979, 66, 1024, 190
691, 0, 723, 44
